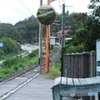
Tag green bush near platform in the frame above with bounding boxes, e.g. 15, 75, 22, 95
50, 47, 58, 54
66, 44, 84, 53
48, 57, 61, 79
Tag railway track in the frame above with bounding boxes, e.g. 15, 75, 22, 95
0, 63, 40, 84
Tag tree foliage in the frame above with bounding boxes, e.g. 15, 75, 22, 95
89, 0, 100, 20
0, 15, 39, 44
0, 37, 21, 55
65, 11, 100, 52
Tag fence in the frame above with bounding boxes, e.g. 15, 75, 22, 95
63, 51, 96, 78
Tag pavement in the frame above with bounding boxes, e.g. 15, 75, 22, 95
0, 73, 54, 100
0, 72, 89, 100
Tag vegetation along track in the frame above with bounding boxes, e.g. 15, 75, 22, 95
0, 47, 61, 84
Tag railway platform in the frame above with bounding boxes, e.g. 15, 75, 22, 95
0, 74, 54, 100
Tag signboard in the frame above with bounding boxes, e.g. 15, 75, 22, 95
37, 5, 56, 25
50, 37, 56, 46
96, 40, 100, 75
0, 43, 4, 47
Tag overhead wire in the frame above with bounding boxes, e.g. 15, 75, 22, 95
0, 1, 28, 17
58, 0, 62, 13
17, 0, 33, 15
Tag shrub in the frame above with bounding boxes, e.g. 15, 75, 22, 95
28, 50, 38, 58
49, 65, 60, 79
18, 63, 25, 69
48, 57, 61, 79
0, 68, 12, 78
12, 65, 19, 71
0, 37, 21, 54
0, 49, 39, 79
66, 44, 84, 53
50, 47, 58, 54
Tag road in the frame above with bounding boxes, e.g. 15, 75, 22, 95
21, 44, 39, 53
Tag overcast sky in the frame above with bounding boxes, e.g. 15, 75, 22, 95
0, 0, 92, 25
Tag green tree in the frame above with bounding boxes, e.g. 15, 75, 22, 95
0, 37, 21, 54
7, 28, 21, 42
89, 0, 100, 20
83, 17, 100, 51
15, 15, 39, 43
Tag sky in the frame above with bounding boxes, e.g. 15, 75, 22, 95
0, 0, 92, 25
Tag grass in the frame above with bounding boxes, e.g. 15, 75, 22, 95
0, 47, 60, 79
0, 50, 38, 79
50, 46, 58, 54
0, 50, 27, 61
48, 56, 61, 79
38, 10, 48, 14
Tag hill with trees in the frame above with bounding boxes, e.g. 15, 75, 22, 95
0, 15, 39, 44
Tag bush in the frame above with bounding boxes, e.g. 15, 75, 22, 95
18, 63, 25, 69
50, 47, 58, 54
12, 65, 19, 71
0, 50, 39, 79
48, 57, 61, 79
49, 65, 60, 79
66, 45, 76, 53
66, 44, 84, 53
0, 37, 21, 55
0, 68, 12, 78
28, 50, 38, 58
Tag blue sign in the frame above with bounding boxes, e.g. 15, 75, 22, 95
0, 43, 4, 47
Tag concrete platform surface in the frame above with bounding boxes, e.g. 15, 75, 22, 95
6, 74, 54, 100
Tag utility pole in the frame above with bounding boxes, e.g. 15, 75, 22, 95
61, 4, 65, 77
39, 0, 43, 73
60, 2, 72, 76
45, 0, 50, 73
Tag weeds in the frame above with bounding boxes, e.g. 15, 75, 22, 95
0, 50, 38, 79
48, 57, 61, 79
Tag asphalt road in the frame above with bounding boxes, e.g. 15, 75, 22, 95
21, 44, 39, 53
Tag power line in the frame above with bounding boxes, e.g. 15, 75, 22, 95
0, 1, 28, 17
18, 0, 33, 15
58, 0, 62, 12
